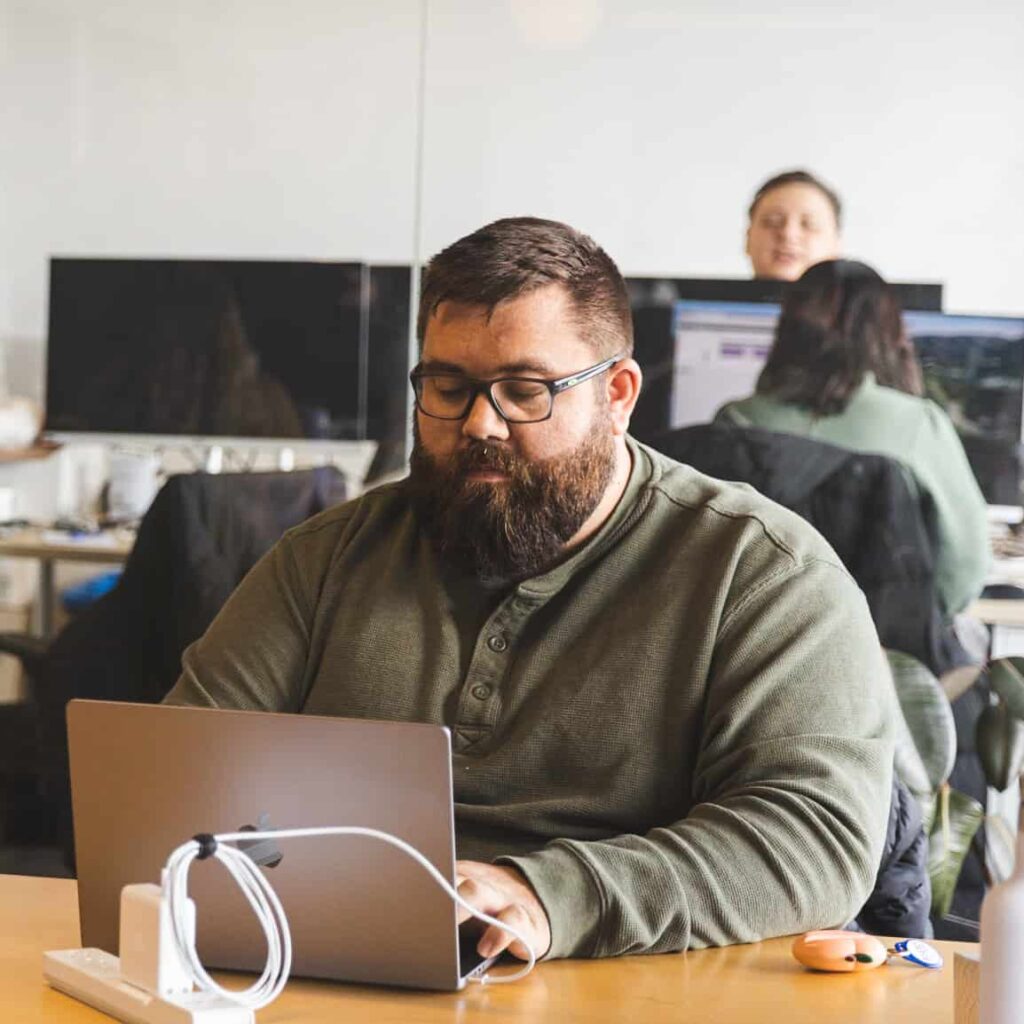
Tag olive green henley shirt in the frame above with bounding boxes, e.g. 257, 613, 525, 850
165, 437, 895, 960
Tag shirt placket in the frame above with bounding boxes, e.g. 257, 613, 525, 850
451, 591, 538, 753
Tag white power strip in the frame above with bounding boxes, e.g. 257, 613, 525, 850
43, 949, 254, 1024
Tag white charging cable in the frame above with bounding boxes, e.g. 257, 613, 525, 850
161, 827, 537, 1013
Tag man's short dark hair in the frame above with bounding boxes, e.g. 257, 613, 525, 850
417, 217, 633, 358
748, 170, 842, 228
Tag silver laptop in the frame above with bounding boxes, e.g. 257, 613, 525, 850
67, 699, 492, 991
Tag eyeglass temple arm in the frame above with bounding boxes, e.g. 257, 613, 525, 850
550, 355, 622, 394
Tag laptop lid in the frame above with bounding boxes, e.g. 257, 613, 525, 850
67, 700, 476, 991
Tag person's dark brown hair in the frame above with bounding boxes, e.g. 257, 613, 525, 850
748, 170, 842, 228
756, 259, 924, 415
417, 217, 633, 357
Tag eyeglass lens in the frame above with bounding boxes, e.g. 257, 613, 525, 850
417, 375, 552, 422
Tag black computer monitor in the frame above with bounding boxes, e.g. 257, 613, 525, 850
910, 312, 1024, 507
628, 276, 943, 312
44, 258, 410, 446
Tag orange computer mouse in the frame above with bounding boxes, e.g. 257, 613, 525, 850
792, 930, 889, 972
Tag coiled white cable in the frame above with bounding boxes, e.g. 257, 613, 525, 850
161, 826, 537, 1012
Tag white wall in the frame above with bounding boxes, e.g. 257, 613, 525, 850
420, 0, 1024, 314
2, 0, 1023, 411
1, 0, 423, 402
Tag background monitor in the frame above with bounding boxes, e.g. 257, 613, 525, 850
910, 312, 1024, 507
652, 299, 1024, 508
627, 275, 943, 312
44, 258, 410, 446
626, 276, 942, 444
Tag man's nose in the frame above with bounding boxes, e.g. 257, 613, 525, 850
779, 218, 802, 242
462, 390, 510, 441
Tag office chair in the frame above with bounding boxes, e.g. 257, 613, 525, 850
655, 423, 975, 679
0, 467, 348, 854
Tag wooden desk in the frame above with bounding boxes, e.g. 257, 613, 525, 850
3, 874, 976, 1023
969, 598, 1024, 629
0, 528, 134, 636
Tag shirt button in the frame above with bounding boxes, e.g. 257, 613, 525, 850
471, 684, 492, 701
487, 634, 508, 653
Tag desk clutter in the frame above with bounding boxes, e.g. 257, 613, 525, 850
791, 930, 943, 973
989, 525, 1024, 593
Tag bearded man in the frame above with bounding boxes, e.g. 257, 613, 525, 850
165, 217, 894, 964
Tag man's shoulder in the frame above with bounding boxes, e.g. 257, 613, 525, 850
637, 441, 846, 571
280, 478, 414, 554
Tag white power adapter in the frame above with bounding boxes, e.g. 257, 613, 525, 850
119, 882, 196, 998
43, 880, 252, 1023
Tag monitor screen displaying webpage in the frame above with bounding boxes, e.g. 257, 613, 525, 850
671, 300, 1024, 507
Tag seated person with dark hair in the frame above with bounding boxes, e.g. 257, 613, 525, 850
166, 217, 895, 963
746, 169, 843, 281
715, 258, 989, 615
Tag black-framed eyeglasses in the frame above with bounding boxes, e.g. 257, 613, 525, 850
410, 354, 621, 424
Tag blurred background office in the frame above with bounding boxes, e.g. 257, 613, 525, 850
2, 0, 1021, 409
0, 0, 1022, 928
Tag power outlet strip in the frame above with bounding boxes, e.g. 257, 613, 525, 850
43, 949, 254, 1024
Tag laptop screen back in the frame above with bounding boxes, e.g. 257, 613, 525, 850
67, 700, 465, 990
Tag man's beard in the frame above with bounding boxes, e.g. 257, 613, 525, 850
409, 418, 617, 587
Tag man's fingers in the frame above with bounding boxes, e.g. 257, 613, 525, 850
454, 875, 500, 925
478, 903, 535, 960
453, 860, 551, 960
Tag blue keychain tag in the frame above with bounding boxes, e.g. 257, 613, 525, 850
889, 939, 944, 969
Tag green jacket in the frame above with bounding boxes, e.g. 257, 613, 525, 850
165, 438, 894, 959
715, 375, 990, 614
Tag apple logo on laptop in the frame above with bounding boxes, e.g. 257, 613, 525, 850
236, 812, 284, 869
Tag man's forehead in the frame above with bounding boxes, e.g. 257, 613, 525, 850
756, 184, 837, 220
430, 282, 572, 325
422, 284, 588, 371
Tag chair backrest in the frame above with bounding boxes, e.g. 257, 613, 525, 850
654, 423, 969, 676
41, 468, 347, 708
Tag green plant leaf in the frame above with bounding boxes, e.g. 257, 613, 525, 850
886, 651, 957, 795
985, 813, 1018, 884
928, 783, 985, 918
976, 702, 1024, 792
919, 791, 937, 834
989, 658, 1024, 720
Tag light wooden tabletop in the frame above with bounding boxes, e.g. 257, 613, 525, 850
969, 597, 1024, 629
0, 527, 134, 564
2, 873, 976, 1023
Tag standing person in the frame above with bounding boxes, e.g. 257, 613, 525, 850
715, 258, 989, 614
746, 169, 842, 280
165, 218, 894, 963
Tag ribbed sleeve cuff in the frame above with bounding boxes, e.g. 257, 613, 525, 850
496, 842, 603, 960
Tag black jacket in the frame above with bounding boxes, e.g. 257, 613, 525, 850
655, 423, 970, 677
32, 468, 348, 840
42, 467, 348, 709
853, 775, 932, 938
33, 468, 344, 786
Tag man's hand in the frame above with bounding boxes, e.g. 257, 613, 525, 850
454, 860, 551, 961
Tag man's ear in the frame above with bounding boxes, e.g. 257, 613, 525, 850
744, 225, 753, 260
606, 359, 643, 437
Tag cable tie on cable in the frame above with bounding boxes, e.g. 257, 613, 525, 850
192, 833, 218, 860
